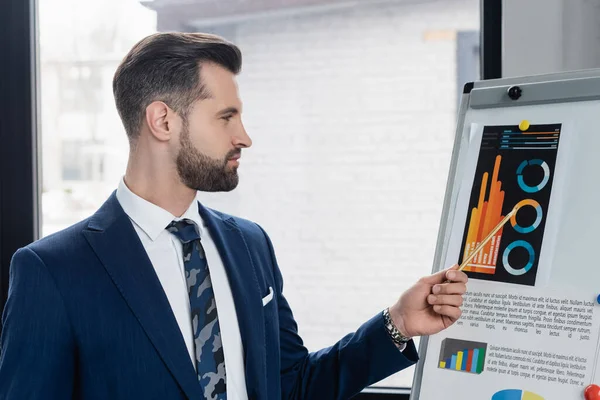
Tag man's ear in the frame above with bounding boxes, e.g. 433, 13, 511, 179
145, 101, 179, 142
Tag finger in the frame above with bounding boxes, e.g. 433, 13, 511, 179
420, 264, 459, 285
433, 305, 462, 321
427, 294, 464, 307
445, 269, 468, 283
432, 282, 467, 295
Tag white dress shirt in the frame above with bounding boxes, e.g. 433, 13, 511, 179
116, 178, 248, 399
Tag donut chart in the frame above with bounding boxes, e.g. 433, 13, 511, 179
502, 240, 535, 276
492, 389, 544, 400
517, 159, 550, 193
510, 199, 543, 234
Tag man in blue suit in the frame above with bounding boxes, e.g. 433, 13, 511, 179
0, 33, 467, 399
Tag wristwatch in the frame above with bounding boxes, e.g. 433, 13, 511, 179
383, 308, 411, 350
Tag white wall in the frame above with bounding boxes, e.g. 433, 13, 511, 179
197, 0, 479, 387
502, 0, 563, 77
503, 0, 600, 77
39, 0, 480, 388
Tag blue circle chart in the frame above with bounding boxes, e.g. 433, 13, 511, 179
502, 241, 535, 276
510, 199, 543, 234
517, 159, 550, 193
492, 389, 544, 400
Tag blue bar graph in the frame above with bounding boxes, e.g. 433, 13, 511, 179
471, 349, 479, 371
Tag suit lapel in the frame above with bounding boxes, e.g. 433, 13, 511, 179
198, 203, 268, 399
83, 193, 202, 400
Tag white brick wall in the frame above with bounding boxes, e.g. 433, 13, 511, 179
40, 0, 479, 389
197, 0, 479, 388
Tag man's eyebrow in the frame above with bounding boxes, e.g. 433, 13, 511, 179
216, 107, 239, 116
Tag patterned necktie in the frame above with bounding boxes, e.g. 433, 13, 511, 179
167, 219, 227, 400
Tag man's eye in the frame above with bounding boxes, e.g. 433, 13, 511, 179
222, 115, 233, 122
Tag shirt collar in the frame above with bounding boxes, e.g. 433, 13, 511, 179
116, 177, 204, 242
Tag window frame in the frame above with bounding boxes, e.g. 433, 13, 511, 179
481, 0, 502, 79
0, 0, 41, 335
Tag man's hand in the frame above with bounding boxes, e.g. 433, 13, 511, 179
389, 264, 468, 338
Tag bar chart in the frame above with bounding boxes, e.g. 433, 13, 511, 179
438, 338, 487, 374
461, 155, 506, 274
496, 128, 560, 151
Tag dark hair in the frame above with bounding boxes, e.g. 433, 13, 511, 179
113, 32, 242, 140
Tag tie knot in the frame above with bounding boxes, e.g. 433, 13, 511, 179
167, 219, 200, 244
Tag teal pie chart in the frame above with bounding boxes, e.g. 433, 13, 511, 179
502, 240, 535, 276
492, 389, 544, 400
517, 159, 550, 193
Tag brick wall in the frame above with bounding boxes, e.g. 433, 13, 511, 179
197, 0, 479, 387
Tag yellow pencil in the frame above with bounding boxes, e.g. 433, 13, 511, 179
459, 205, 520, 271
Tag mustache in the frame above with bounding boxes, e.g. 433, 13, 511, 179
226, 149, 241, 160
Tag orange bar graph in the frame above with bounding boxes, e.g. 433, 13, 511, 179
462, 156, 506, 274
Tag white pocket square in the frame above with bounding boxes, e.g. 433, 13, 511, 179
262, 286, 274, 306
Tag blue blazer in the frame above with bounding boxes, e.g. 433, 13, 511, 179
0, 193, 417, 399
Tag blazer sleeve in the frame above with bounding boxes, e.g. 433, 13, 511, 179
257, 226, 419, 400
0, 247, 75, 399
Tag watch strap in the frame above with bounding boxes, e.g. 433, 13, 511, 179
383, 307, 411, 347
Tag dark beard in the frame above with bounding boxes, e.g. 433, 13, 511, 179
176, 126, 240, 192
